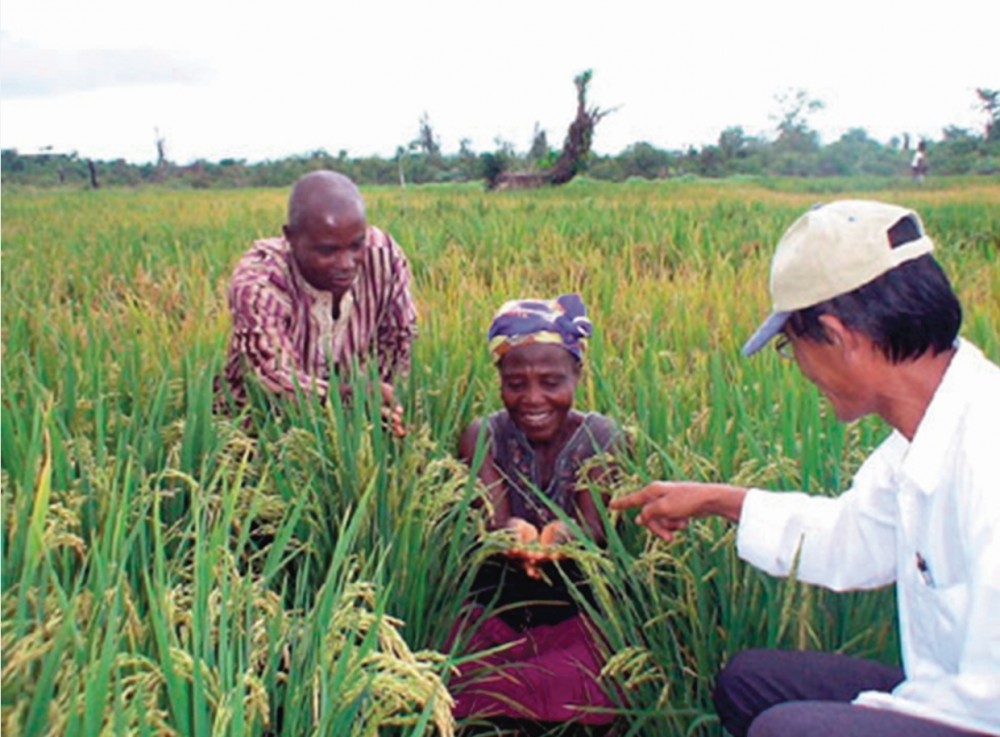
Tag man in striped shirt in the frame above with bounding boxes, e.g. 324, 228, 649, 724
220, 170, 417, 434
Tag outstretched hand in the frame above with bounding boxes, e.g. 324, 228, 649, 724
610, 481, 747, 542
503, 518, 569, 579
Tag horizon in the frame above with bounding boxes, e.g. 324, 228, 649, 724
1, 0, 996, 166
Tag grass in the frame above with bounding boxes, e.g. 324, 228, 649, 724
2, 176, 998, 735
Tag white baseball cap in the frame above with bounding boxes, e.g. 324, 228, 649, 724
742, 200, 935, 356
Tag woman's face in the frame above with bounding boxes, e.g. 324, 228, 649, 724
498, 343, 580, 444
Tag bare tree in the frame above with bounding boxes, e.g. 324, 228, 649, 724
771, 88, 824, 153
155, 127, 168, 168
413, 112, 441, 158
976, 88, 999, 141
546, 70, 613, 184
87, 159, 100, 189
395, 145, 408, 188
490, 70, 613, 190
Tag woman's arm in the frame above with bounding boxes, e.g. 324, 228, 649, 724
571, 421, 628, 545
458, 419, 511, 530
574, 462, 613, 545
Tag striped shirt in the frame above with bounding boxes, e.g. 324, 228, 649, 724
220, 226, 417, 406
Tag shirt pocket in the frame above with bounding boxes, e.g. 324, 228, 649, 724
911, 579, 969, 674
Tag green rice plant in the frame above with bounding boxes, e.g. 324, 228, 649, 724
2, 178, 997, 735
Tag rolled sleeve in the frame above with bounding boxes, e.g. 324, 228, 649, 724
736, 441, 900, 591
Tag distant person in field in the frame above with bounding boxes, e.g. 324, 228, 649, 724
446, 293, 624, 731
219, 170, 416, 434
911, 140, 929, 183
613, 200, 999, 736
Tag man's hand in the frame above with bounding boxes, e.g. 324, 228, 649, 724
610, 482, 747, 542
379, 382, 406, 438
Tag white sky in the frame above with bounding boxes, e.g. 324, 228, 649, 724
1, 0, 996, 165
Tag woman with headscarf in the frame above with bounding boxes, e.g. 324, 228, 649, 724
447, 293, 623, 732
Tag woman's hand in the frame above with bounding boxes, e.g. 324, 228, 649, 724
505, 517, 539, 545
539, 520, 571, 546
503, 518, 568, 579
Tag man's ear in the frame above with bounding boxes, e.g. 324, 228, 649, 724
817, 314, 863, 355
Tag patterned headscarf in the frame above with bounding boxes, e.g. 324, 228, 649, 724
488, 293, 592, 364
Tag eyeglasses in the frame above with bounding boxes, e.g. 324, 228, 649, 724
774, 335, 794, 360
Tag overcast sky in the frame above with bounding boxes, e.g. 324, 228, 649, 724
1, 0, 996, 165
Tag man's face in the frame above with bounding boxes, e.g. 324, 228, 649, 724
498, 343, 580, 444
786, 331, 877, 423
284, 210, 367, 293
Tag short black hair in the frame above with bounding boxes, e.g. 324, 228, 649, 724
785, 254, 961, 363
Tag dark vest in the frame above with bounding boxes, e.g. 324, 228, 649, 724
487, 410, 621, 528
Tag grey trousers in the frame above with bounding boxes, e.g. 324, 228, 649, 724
712, 649, 987, 737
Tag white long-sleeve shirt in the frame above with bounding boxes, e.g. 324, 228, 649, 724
737, 339, 1000, 735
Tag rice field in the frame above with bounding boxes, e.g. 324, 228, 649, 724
2, 176, 999, 736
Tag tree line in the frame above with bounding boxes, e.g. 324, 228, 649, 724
3, 88, 998, 189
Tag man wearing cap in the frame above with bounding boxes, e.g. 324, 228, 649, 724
612, 200, 999, 736
218, 170, 417, 434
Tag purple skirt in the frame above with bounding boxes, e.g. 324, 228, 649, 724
446, 605, 617, 725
